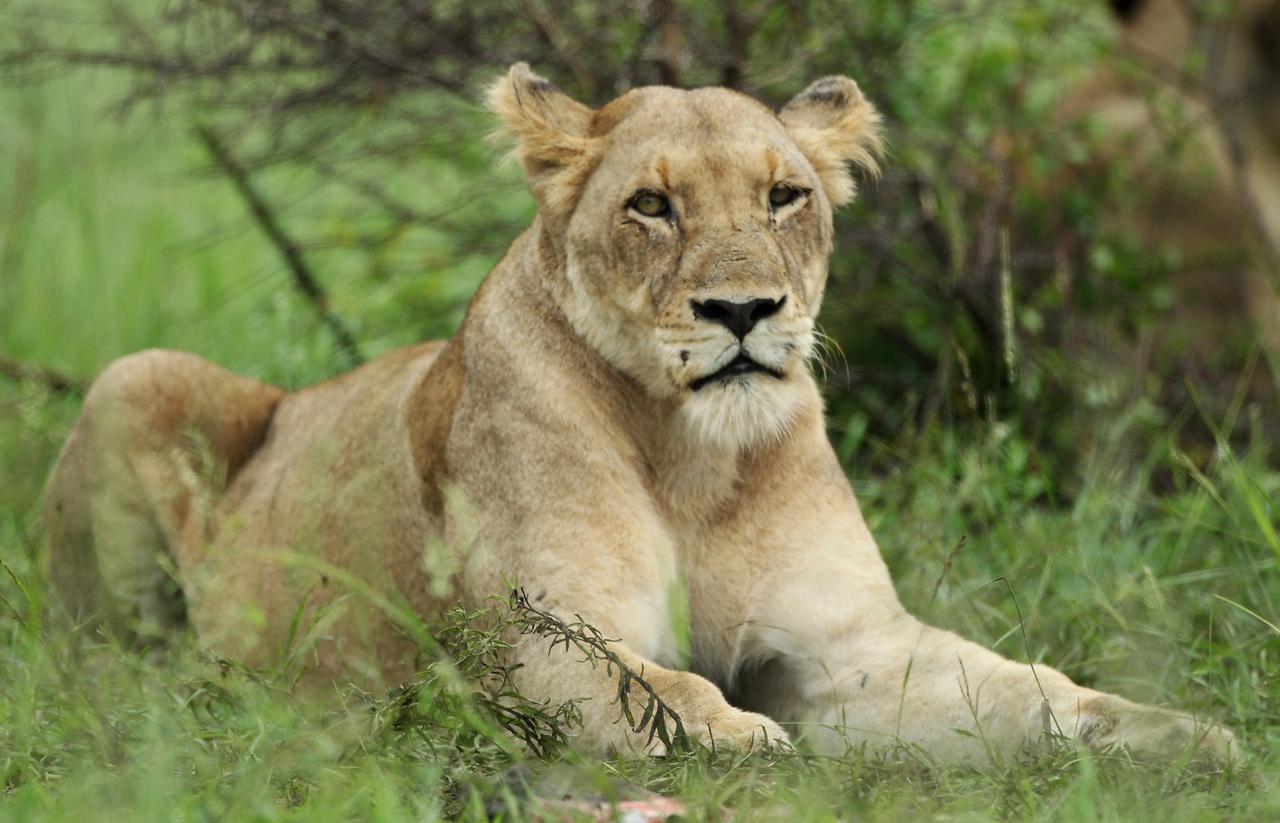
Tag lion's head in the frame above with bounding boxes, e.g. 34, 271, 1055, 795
488, 64, 882, 449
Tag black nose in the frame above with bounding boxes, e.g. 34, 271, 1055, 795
691, 296, 785, 340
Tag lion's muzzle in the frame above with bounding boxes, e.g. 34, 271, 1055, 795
689, 351, 784, 391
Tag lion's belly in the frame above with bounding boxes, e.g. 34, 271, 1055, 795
184, 343, 450, 686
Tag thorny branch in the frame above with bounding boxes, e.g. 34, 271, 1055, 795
369, 601, 581, 760
509, 587, 694, 753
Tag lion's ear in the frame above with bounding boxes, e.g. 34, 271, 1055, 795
486, 63, 596, 214
779, 76, 883, 207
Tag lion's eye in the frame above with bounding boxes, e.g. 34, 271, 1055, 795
629, 191, 671, 219
768, 184, 806, 209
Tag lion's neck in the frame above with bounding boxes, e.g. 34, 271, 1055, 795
489, 220, 786, 521
646, 425, 749, 522
476, 218, 798, 527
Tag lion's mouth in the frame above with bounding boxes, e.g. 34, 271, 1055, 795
690, 353, 783, 391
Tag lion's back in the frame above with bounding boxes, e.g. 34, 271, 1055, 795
186, 341, 451, 682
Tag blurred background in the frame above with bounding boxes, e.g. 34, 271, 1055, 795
1, 2, 1279, 813
2, 0, 1277, 488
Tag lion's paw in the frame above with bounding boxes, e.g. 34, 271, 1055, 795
693, 708, 791, 754
1077, 698, 1237, 764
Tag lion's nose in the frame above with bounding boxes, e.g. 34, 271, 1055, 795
691, 296, 785, 340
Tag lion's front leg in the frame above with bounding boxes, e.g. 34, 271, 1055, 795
698, 412, 1234, 765
755, 607, 1235, 764
470, 574, 787, 755
449, 419, 788, 756
726, 525, 1236, 764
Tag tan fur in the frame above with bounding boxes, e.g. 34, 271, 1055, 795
44, 65, 1232, 762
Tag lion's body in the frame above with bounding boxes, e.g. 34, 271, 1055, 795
45, 67, 1233, 761
190, 341, 450, 682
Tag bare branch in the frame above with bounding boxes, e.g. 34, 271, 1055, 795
195, 125, 365, 369
652, 0, 683, 87
0, 355, 86, 396
1219, 113, 1280, 289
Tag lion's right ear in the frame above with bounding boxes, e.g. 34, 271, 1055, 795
779, 76, 883, 207
486, 63, 596, 215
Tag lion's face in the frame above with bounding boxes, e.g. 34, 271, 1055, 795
489, 66, 881, 449
564, 89, 837, 447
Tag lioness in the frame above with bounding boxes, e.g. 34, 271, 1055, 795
45, 64, 1233, 763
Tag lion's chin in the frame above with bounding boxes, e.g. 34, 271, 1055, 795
677, 373, 805, 451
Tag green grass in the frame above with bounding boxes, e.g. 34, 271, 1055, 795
3, 47, 1280, 823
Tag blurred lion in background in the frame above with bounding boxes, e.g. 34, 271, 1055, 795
1083, 0, 1280, 358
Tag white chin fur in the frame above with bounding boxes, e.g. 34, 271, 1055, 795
678, 374, 804, 450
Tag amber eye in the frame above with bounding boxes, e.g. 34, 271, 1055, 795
768, 184, 806, 209
629, 191, 671, 218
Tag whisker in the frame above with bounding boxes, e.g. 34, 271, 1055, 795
812, 325, 851, 386
809, 337, 832, 382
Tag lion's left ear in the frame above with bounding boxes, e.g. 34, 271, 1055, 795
779, 76, 883, 207
486, 63, 597, 216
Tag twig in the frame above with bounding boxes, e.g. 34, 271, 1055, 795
0, 354, 86, 396
522, 0, 599, 99
987, 575, 1064, 739
652, 0, 683, 87
194, 125, 364, 369
0, 557, 30, 628
719, 0, 771, 88
509, 587, 693, 753
928, 535, 967, 606
1219, 111, 1280, 289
